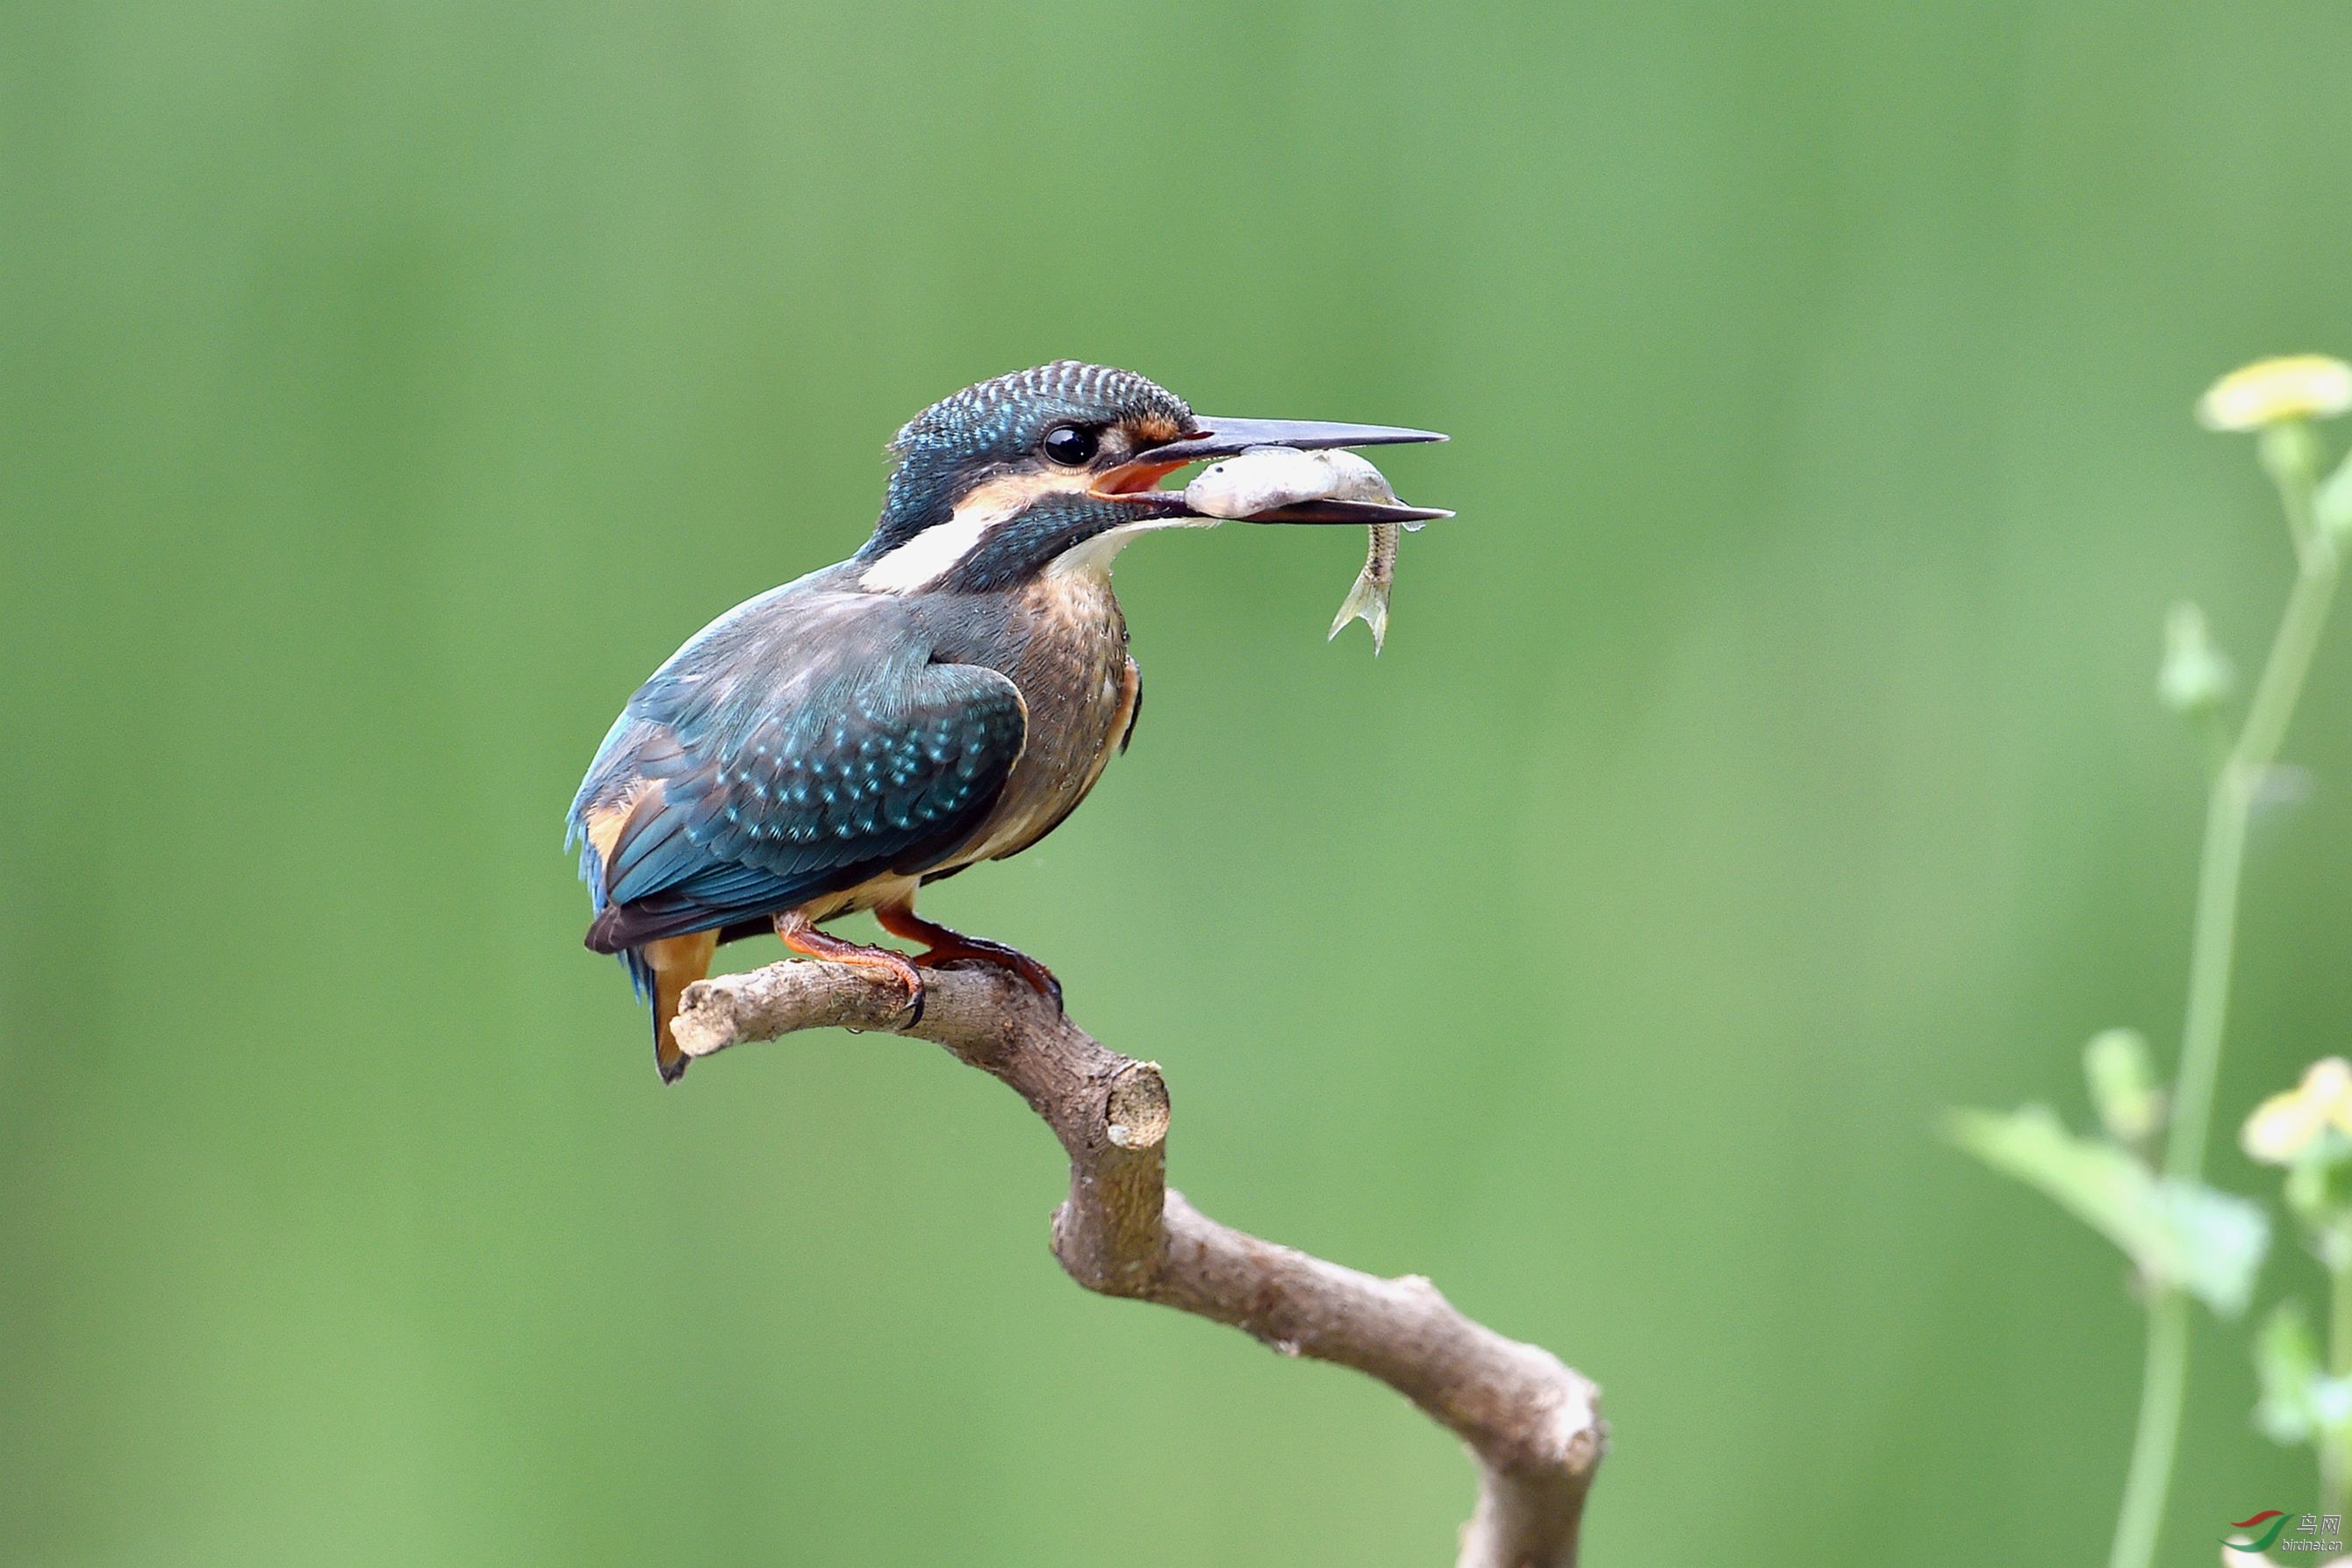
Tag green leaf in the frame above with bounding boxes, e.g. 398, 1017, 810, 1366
1950, 1105, 2270, 1316
2284, 1146, 2352, 1236
2318, 1375, 2352, 1434
2255, 1302, 2321, 1444
2156, 1179, 2271, 1319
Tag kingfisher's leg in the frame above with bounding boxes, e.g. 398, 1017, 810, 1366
874, 902, 1063, 1011
775, 910, 926, 1022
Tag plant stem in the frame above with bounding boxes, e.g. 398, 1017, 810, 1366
2111, 428, 2341, 1568
2163, 533, 2340, 1182
2266, 421, 2322, 568
2110, 1289, 2191, 1568
2327, 1249, 2352, 1521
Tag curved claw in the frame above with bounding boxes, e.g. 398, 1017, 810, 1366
775, 912, 929, 1024
914, 944, 1062, 1012
857, 949, 927, 1025
875, 906, 1063, 1013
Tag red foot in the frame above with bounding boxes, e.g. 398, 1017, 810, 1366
875, 906, 1064, 1011
776, 912, 927, 1022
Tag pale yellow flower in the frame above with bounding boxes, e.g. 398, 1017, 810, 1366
2243, 1057, 2352, 1164
2198, 355, 2352, 432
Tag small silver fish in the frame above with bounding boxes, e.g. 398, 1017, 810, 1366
1183, 446, 1345, 518
1181, 446, 1418, 654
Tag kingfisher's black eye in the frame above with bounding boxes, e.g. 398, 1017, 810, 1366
1042, 425, 1100, 467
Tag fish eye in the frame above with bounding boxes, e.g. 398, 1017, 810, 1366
1042, 425, 1100, 467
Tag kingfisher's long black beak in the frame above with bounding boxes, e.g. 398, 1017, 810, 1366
1137, 417, 1447, 466
1099, 417, 1451, 525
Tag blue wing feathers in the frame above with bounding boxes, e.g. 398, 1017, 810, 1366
570, 583, 1025, 957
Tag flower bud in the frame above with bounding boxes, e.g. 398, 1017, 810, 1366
2198, 355, 2352, 432
2157, 602, 2234, 717
2085, 1027, 2162, 1147
2243, 1057, 2352, 1167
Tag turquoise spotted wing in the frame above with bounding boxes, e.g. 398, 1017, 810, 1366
570, 584, 1026, 952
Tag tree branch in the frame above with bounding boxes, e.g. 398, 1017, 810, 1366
673, 959, 1607, 1567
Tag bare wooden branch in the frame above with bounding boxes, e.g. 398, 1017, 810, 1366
673, 959, 1607, 1567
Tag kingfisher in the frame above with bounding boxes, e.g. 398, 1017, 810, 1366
570, 361, 1445, 1081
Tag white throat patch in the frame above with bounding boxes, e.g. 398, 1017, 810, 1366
857, 490, 1026, 594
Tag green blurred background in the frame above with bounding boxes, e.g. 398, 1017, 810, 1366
7, 2, 2352, 1562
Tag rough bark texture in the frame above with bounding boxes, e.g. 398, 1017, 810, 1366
673, 958, 1606, 1567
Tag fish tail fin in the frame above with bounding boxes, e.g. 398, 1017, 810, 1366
1328, 571, 1388, 654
